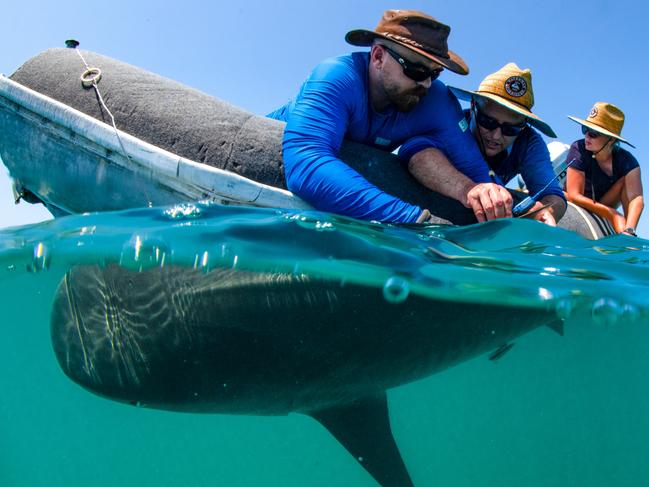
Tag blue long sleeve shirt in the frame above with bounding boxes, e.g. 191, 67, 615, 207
268, 52, 493, 223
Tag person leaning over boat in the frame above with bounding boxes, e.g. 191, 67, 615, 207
564, 103, 643, 235
448, 63, 567, 226
267, 9, 512, 223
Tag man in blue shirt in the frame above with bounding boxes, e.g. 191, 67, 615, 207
449, 63, 567, 225
268, 9, 512, 223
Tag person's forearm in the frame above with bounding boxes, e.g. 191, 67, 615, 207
408, 147, 513, 221
408, 148, 474, 205
565, 191, 619, 221
625, 196, 644, 230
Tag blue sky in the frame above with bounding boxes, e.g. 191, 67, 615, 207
1, 0, 648, 235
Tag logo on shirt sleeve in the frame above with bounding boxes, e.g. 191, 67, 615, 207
374, 136, 391, 146
458, 118, 468, 132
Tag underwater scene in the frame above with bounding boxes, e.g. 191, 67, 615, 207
1, 202, 648, 487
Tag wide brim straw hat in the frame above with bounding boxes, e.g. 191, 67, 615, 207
449, 62, 556, 138
568, 102, 635, 148
345, 9, 469, 75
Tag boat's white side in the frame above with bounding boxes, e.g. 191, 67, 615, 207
0, 70, 611, 239
0, 75, 311, 215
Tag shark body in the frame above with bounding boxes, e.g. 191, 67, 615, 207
51, 264, 561, 486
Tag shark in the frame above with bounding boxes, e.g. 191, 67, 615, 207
51, 263, 563, 486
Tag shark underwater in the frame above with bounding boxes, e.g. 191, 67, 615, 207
51, 257, 563, 487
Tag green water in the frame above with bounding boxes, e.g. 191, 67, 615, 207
1, 203, 648, 486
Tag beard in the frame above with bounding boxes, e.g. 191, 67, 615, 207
385, 83, 428, 112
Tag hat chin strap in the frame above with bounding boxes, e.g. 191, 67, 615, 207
590, 136, 614, 159
471, 101, 489, 159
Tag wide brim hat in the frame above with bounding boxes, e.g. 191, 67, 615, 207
449, 63, 556, 138
345, 9, 469, 75
568, 102, 634, 148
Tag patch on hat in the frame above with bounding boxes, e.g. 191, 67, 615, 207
504, 76, 527, 97
589, 106, 599, 118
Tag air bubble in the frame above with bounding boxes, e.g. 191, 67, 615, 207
555, 299, 575, 319
591, 298, 623, 326
120, 235, 169, 270
621, 303, 641, 324
382, 276, 410, 304
29, 242, 50, 272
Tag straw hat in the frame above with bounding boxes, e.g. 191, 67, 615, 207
449, 63, 556, 138
567, 102, 635, 148
346, 9, 469, 75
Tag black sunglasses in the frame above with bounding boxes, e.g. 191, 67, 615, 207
581, 125, 602, 138
473, 105, 527, 137
382, 46, 443, 82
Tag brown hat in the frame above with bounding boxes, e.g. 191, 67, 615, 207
345, 9, 469, 75
449, 63, 556, 138
568, 102, 635, 148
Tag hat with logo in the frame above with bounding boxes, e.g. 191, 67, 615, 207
449, 62, 556, 138
568, 102, 634, 147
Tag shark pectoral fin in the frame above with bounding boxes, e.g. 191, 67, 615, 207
489, 342, 515, 361
308, 393, 414, 487
546, 318, 565, 336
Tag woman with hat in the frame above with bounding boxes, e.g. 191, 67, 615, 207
565, 103, 643, 235
449, 63, 567, 225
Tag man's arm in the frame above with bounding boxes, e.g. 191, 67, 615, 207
282, 57, 422, 223
399, 85, 497, 184
408, 147, 512, 221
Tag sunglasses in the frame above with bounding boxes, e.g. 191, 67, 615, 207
473, 105, 527, 137
382, 46, 444, 82
581, 125, 602, 138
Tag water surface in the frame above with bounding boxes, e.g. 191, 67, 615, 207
1, 203, 648, 486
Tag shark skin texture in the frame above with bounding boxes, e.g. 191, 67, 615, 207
51, 264, 561, 487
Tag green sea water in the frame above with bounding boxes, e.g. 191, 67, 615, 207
1, 202, 648, 487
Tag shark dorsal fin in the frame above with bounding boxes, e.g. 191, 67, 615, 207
308, 393, 414, 487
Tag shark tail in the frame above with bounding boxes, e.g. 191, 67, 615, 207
309, 393, 414, 487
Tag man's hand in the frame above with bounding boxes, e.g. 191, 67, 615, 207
529, 202, 557, 226
464, 183, 513, 222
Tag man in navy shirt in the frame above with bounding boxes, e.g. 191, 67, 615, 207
268, 9, 512, 223
449, 63, 566, 226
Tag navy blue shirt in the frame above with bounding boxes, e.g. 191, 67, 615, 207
567, 139, 639, 200
268, 52, 492, 222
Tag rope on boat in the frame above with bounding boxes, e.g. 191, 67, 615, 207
65, 39, 152, 207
